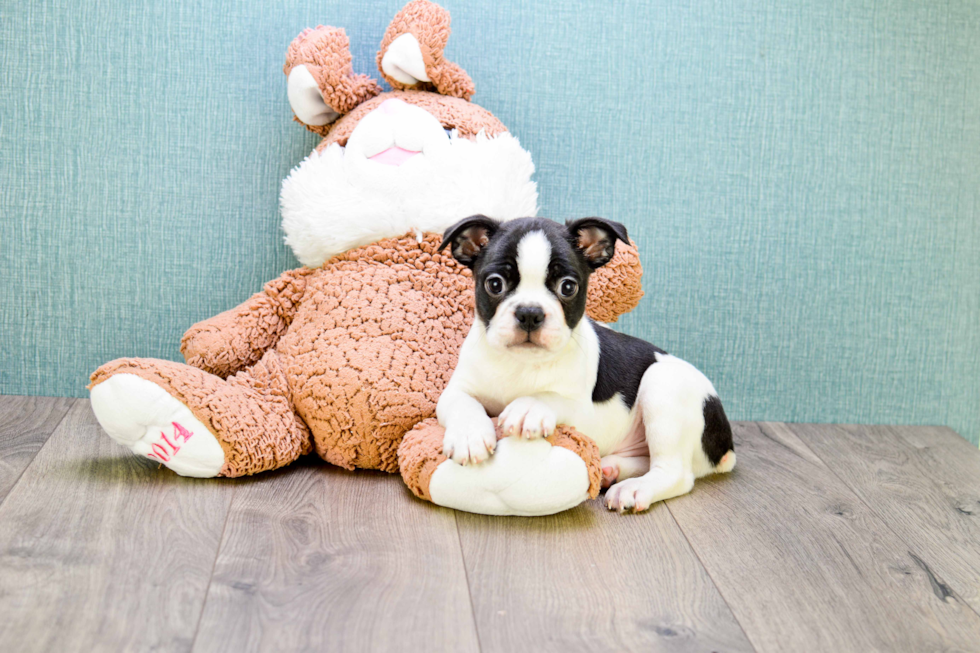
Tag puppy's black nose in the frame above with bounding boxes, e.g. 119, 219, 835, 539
515, 305, 545, 332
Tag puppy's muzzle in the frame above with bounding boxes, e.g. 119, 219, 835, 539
514, 304, 545, 333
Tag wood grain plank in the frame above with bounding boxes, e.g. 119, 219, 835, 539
192, 463, 480, 653
790, 423, 980, 614
667, 422, 980, 653
0, 395, 75, 502
456, 497, 754, 652
0, 399, 236, 652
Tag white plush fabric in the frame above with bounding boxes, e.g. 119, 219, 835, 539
280, 100, 538, 267
427, 437, 590, 516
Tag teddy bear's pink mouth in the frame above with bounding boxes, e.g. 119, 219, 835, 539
369, 146, 420, 166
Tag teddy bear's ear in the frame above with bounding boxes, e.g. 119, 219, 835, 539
284, 26, 382, 134
377, 0, 475, 101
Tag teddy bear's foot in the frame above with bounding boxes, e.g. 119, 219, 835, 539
90, 373, 225, 478
399, 419, 601, 516
430, 438, 591, 516
90, 353, 312, 477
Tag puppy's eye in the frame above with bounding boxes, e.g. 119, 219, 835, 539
485, 274, 506, 296
558, 277, 579, 298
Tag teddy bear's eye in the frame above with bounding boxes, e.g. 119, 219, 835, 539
485, 274, 506, 296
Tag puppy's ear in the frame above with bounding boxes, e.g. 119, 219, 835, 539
566, 218, 629, 269
440, 215, 500, 268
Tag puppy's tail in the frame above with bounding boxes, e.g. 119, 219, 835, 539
701, 395, 736, 474
715, 450, 736, 473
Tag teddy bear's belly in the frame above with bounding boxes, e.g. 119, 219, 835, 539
274, 256, 474, 472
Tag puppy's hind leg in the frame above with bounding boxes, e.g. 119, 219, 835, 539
600, 454, 649, 489
605, 358, 707, 513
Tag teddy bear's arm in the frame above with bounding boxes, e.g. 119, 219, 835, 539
180, 268, 314, 378
585, 239, 645, 323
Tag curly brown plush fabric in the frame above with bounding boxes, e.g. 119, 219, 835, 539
92, 233, 643, 478
284, 26, 382, 131
398, 418, 602, 502
548, 428, 602, 500
376, 0, 475, 100
586, 238, 644, 323
397, 419, 448, 501
181, 267, 315, 378
280, 234, 474, 472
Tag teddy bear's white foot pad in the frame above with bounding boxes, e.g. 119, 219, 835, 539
428, 437, 590, 516
90, 374, 224, 478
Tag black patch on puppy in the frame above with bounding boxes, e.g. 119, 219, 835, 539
700, 395, 734, 466
591, 320, 667, 408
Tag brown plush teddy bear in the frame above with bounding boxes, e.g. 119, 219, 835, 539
88, 0, 644, 515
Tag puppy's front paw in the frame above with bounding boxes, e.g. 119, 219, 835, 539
442, 420, 497, 466
499, 397, 557, 440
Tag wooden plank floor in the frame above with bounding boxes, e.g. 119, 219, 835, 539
1, 396, 978, 652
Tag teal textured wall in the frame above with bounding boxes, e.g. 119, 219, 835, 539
1, 1, 978, 443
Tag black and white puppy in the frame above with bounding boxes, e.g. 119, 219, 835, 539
437, 216, 736, 512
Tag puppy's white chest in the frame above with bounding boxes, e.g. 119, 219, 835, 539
454, 317, 638, 453
458, 327, 595, 412
476, 369, 575, 416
